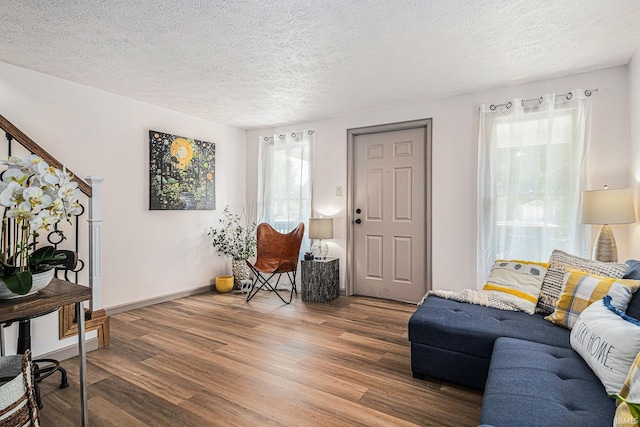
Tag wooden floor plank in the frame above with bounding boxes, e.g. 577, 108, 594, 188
37, 292, 482, 426
86, 396, 149, 427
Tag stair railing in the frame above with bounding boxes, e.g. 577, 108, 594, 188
0, 114, 105, 351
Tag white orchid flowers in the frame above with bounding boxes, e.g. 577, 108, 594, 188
0, 154, 82, 296
0, 154, 81, 231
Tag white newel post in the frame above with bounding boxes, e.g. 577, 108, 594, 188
86, 176, 104, 312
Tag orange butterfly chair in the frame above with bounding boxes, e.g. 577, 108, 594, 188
245, 222, 305, 304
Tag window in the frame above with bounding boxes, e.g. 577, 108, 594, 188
257, 131, 313, 252
477, 92, 592, 287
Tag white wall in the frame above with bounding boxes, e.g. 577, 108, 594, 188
1, 61, 633, 356
0, 62, 246, 356
247, 66, 632, 292
629, 48, 640, 257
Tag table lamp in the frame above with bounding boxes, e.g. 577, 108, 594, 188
309, 217, 333, 259
580, 186, 636, 262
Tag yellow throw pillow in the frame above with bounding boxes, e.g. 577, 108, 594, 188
613, 343, 640, 426
482, 260, 548, 315
546, 270, 640, 329
537, 249, 628, 314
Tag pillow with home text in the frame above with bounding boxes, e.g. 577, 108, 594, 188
570, 296, 640, 395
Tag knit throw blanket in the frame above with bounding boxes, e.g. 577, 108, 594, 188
419, 289, 519, 311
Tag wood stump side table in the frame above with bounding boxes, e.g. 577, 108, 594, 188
301, 258, 339, 303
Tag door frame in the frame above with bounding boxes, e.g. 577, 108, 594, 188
346, 118, 433, 297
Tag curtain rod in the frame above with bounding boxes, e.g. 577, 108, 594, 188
262, 129, 315, 142
484, 88, 599, 111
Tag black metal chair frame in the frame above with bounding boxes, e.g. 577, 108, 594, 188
15, 313, 69, 409
245, 267, 297, 304
2, 250, 78, 409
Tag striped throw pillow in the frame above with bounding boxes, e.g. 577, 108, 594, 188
545, 270, 640, 329
482, 260, 548, 314
537, 249, 628, 314
614, 351, 640, 427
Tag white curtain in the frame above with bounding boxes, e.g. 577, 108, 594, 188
257, 130, 314, 254
477, 91, 592, 288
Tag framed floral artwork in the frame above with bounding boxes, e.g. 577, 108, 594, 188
149, 130, 216, 210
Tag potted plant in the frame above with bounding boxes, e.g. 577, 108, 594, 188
208, 206, 257, 287
0, 154, 81, 298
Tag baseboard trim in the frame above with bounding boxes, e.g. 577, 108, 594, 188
106, 285, 214, 315
340, 289, 346, 296
36, 337, 99, 361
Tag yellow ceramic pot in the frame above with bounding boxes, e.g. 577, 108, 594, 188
215, 275, 234, 293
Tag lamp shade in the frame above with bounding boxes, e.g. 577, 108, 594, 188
308, 218, 334, 239
580, 187, 636, 225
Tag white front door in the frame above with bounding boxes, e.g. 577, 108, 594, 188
351, 124, 429, 303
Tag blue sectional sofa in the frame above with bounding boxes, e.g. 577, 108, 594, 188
408, 264, 640, 427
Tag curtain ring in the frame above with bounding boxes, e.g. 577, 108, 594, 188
278, 134, 285, 140
538, 97, 543, 104
585, 89, 592, 97
263, 137, 270, 142
308, 130, 314, 135
521, 100, 524, 107
506, 102, 512, 109
566, 92, 573, 100
489, 105, 496, 111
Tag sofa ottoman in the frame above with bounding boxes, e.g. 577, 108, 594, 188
408, 296, 570, 390
480, 337, 615, 427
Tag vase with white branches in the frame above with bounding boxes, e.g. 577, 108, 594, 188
208, 206, 257, 288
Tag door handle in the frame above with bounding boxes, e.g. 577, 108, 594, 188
355, 219, 362, 224
356, 208, 362, 214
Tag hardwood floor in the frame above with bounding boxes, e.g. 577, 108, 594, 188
38, 291, 482, 426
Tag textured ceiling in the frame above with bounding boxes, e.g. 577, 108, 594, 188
2, 1, 640, 130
